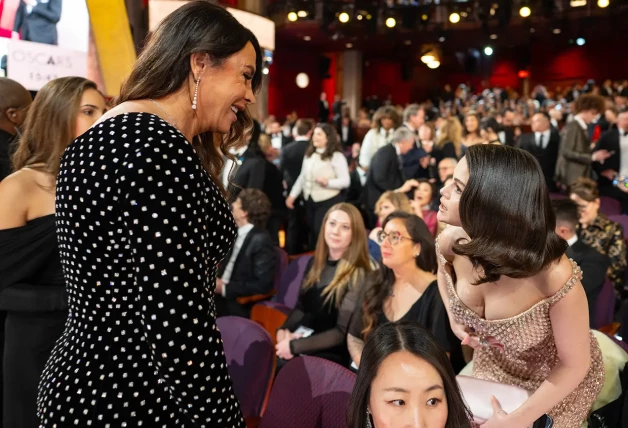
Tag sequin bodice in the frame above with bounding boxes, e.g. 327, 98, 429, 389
435, 239, 604, 427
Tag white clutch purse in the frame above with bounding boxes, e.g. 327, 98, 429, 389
456, 375, 531, 423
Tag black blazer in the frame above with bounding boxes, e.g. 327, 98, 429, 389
363, 144, 404, 210
230, 150, 284, 211
280, 139, 309, 194
518, 130, 561, 190
13, 0, 62, 45
594, 128, 626, 188
565, 240, 610, 326
217, 226, 277, 317
339, 125, 355, 149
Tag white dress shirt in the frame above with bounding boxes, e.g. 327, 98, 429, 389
222, 147, 247, 188
567, 234, 578, 247
535, 130, 551, 150
271, 134, 283, 150
619, 129, 628, 177
574, 115, 588, 131
356, 166, 367, 186
341, 125, 349, 143
220, 223, 255, 296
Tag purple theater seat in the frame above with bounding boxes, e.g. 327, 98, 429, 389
600, 197, 622, 217
593, 278, 617, 329
549, 192, 566, 200
275, 254, 312, 309
216, 316, 275, 419
274, 247, 289, 291
607, 215, 628, 241
259, 356, 356, 428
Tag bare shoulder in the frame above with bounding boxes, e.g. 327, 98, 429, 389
437, 226, 467, 259
540, 256, 576, 297
0, 169, 38, 227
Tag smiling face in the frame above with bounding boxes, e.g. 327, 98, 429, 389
312, 126, 329, 149
377, 199, 396, 225
413, 182, 433, 209
324, 209, 352, 255
437, 157, 468, 226
368, 351, 448, 428
195, 42, 257, 135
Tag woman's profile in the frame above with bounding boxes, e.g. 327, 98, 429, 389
37, 2, 262, 427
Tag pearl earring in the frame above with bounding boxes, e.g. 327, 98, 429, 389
192, 75, 201, 110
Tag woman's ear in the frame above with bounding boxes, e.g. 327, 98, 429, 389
189, 53, 209, 79
413, 243, 421, 258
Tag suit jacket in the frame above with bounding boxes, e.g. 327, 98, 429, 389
518, 130, 560, 190
565, 240, 610, 326
280, 139, 309, 194
13, 0, 62, 45
230, 150, 285, 211
363, 144, 404, 210
347, 169, 364, 204
270, 133, 291, 149
339, 125, 355, 149
318, 100, 329, 123
503, 126, 516, 147
594, 128, 625, 188
555, 120, 592, 187
217, 226, 277, 317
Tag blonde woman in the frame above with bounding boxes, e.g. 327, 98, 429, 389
358, 106, 401, 170
437, 116, 464, 159
276, 203, 374, 366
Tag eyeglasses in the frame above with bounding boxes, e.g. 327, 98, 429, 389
377, 230, 415, 246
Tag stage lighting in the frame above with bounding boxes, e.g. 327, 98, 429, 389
385, 17, 396, 28
339, 12, 350, 23
520, 6, 531, 17
287, 11, 297, 22
490, 34, 498, 40
553, 28, 561, 34
357, 14, 363, 20
576, 37, 586, 46
421, 54, 435, 64
598, 0, 609, 7
570, 0, 587, 6
484, 46, 494, 56
449, 12, 460, 23
262, 67, 269, 75
297, 10, 308, 18
427, 60, 440, 69
303, 36, 311, 41
346, 43, 353, 49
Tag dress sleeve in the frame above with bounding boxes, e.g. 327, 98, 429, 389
119, 140, 242, 424
326, 152, 350, 190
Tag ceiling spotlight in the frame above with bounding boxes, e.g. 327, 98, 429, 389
287, 11, 298, 22
262, 67, 269, 75
366, 14, 372, 20
490, 34, 498, 40
439, 36, 446, 42
570, 0, 587, 6
552, 28, 561, 34
421, 54, 435, 64
404, 40, 412, 46
338, 12, 350, 23
427, 60, 440, 69
303, 36, 311, 41
297, 10, 308, 18
519, 6, 531, 17
576, 37, 586, 46
484, 46, 494, 56
422, 14, 429, 21
385, 17, 396, 28
346, 43, 353, 49
598, 0, 609, 7
449, 12, 460, 23
357, 14, 363, 20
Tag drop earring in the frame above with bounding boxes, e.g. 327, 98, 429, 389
192, 75, 201, 110
366, 409, 373, 428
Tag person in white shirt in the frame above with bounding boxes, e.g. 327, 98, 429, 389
594, 108, 628, 213
286, 123, 350, 246
359, 106, 401, 171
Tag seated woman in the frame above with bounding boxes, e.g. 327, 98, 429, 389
275, 203, 375, 366
348, 211, 465, 373
367, 191, 413, 261
347, 321, 473, 428
411, 179, 439, 236
570, 177, 627, 296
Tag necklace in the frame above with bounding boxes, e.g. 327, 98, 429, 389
149, 98, 178, 130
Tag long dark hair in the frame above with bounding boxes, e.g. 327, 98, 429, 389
453, 144, 567, 284
361, 211, 437, 338
305, 123, 342, 160
347, 321, 473, 428
116, 1, 263, 193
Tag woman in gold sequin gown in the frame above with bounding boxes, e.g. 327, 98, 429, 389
435, 145, 605, 428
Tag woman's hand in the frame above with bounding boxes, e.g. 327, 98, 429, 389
275, 338, 294, 360
276, 328, 289, 343
315, 177, 328, 187
286, 196, 295, 210
479, 397, 524, 428
369, 227, 382, 242
455, 325, 504, 351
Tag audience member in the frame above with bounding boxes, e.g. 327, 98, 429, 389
215, 189, 277, 318
276, 203, 374, 366
594, 108, 628, 213
437, 158, 458, 189
339, 113, 355, 150
0, 77, 31, 182
348, 212, 464, 372
286, 123, 350, 246
479, 117, 501, 144
570, 178, 627, 296
400, 104, 426, 179
359, 106, 401, 171
437, 117, 464, 160
268, 120, 291, 149
462, 111, 484, 147
411, 179, 439, 236
346, 322, 473, 428
553, 198, 610, 325
518, 112, 561, 191
0, 77, 105, 428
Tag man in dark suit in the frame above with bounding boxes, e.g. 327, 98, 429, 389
280, 119, 313, 254
267, 120, 291, 149
0, 78, 32, 182
518, 112, 561, 191
553, 199, 610, 325
339, 114, 355, 150
318, 92, 329, 123
400, 103, 426, 179
363, 127, 419, 227
594, 108, 628, 213
13, 0, 62, 45
215, 189, 277, 318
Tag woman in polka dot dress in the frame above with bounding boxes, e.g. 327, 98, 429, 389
37, 2, 263, 427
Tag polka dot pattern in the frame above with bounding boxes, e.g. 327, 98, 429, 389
37, 113, 244, 427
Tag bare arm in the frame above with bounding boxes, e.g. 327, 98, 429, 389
347, 333, 365, 367
0, 174, 29, 229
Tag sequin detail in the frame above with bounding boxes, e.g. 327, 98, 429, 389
436, 238, 604, 428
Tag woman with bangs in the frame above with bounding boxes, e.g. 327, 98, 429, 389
276, 203, 375, 367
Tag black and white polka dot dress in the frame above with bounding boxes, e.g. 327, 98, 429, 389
37, 112, 245, 427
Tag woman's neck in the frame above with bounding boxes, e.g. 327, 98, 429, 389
393, 262, 432, 288
328, 248, 345, 261
153, 89, 198, 142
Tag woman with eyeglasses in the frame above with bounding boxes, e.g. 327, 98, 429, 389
347, 211, 464, 372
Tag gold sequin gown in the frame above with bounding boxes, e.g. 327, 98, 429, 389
436, 243, 604, 427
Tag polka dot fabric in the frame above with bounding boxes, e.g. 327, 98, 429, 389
37, 113, 245, 427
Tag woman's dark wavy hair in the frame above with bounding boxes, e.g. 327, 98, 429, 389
347, 321, 473, 428
305, 123, 342, 160
361, 211, 437, 338
453, 144, 567, 284
116, 1, 263, 194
